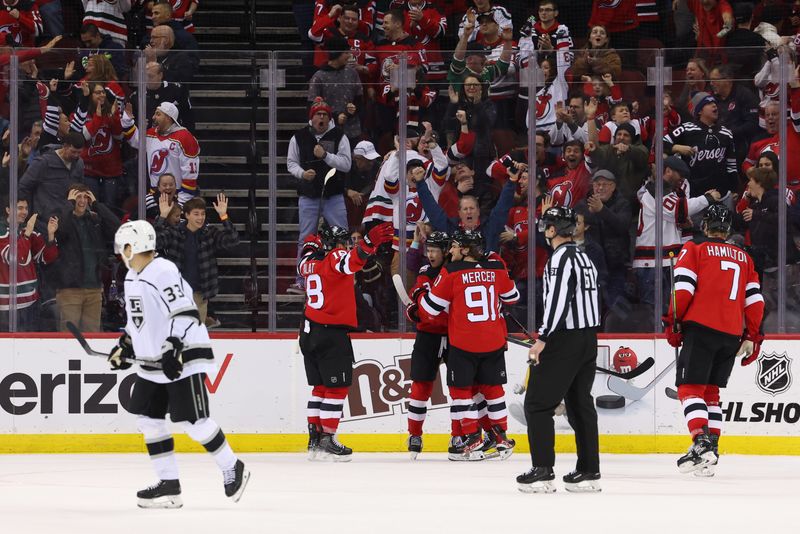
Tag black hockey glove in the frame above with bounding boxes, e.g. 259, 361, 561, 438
161, 336, 184, 381
405, 303, 421, 324
108, 333, 133, 371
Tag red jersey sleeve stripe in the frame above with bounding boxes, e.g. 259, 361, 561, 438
500, 286, 520, 303
421, 292, 449, 315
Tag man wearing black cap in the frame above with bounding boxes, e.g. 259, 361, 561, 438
448, 8, 513, 93
632, 156, 721, 312
575, 169, 631, 311
586, 108, 649, 204
663, 91, 738, 199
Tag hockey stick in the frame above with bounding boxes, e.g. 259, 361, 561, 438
317, 167, 337, 231
66, 321, 163, 369
504, 313, 655, 380
391, 273, 414, 306
607, 358, 675, 401
665, 387, 679, 400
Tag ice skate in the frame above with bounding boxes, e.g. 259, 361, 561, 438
492, 425, 515, 460
447, 436, 468, 462
563, 471, 602, 493
478, 430, 498, 459
517, 466, 556, 494
694, 434, 719, 478
307, 423, 321, 461
678, 433, 716, 473
460, 431, 485, 461
317, 433, 353, 462
407, 435, 422, 460
137, 479, 183, 509
223, 460, 250, 502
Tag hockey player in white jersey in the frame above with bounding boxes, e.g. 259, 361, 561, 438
109, 220, 249, 508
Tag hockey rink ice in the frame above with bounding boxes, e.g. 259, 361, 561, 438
0, 452, 797, 533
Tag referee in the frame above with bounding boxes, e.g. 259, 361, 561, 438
517, 206, 601, 494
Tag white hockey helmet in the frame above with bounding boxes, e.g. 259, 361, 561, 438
115, 220, 157, 268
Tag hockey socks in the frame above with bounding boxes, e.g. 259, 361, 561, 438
137, 416, 179, 481
705, 385, 723, 439
677, 384, 708, 438
320, 386, 349, 434
407, 381, 434, 436
307, 385, 325, 429
449, 387, 478, 435
479, 384, 509, 431
180, 418, 238, 472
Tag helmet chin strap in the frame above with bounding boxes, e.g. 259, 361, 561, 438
121, 248, 134, 270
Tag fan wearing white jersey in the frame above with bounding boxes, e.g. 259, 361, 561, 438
109, 220, 249, 508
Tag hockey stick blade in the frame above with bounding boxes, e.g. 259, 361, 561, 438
66, 321, 162, 369
595, 357, 655, 380
391, 274, 414, 306
506, 335, 652, 379
665, 387, 679, 400
607, 359, 676, 401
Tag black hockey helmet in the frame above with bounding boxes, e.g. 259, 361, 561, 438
539, 206, 577, 237
320, 225, 350, 248
426, 231, 450, 252
703, 203, 732, 234
451, 228, 484, 254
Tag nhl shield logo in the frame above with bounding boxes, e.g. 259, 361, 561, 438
129, 297, 145, 331
756, 352, 793, 396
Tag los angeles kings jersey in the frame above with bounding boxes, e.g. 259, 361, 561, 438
671, 238, 764, 337
421, 259, 519, 353
124, 257, 215, 384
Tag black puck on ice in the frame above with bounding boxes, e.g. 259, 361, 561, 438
595, 394, 625, 409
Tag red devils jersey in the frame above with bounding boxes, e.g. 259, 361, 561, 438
298, 246, 368, 329
589, 0, 639, 33
0, 7, 42, 48
82, 112, 124, 178
546, 163, 591, 208
421, 259, 520, 352
671, 238, 764, 337
409, 264, 448, 335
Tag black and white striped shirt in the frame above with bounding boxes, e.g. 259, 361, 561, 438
538, 242, 600, 341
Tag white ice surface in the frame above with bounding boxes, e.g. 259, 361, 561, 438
0, 453, 798, 534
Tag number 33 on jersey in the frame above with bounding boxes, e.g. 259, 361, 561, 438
420, 258, 520, 352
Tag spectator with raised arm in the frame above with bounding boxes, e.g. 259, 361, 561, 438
448, 8, 512, 93
154, 193, 239, 323
0, 196, 59, 331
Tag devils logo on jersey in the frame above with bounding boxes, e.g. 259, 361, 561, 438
536, 94, 552, 121
150, 148, 170, 175
548, 181, 573, 207
405, 196, 424, 224
88, 127, 114, 157
597, 0, 622, 7
0, 24, 21, 46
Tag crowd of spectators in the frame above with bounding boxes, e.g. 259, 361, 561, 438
290, 0, 800, 333
0, 0, 240, 332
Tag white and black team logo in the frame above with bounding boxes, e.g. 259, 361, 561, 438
756, 352, 793, 396
129, 297, 144, 331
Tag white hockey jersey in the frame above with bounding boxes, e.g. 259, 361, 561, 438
124, 257, 216, 384
125, 118, 200, 205
633, 180, 710, 268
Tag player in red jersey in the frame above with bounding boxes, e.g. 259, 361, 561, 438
419, 229, 520, 460
404, 231, 449, 459
298, 222, 394, 461
664, 204, 764, 476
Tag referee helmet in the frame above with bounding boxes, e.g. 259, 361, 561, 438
539, 206, 577, 237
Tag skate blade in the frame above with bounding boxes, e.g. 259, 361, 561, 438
316, 451, 353, 462
463, 450, 485, 461
307, 449, 318, 461
518, 481, 556, 494
409, 450, 420, 460
564, 481, 602, 493
694, 464, 716, 478
229, 469, 251, 503
137, 495, 183, 509
447, 453, 468, 462
678, 457, 711, 474
482, 447, 514, 461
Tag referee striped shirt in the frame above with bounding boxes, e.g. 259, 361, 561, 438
538, 242, 600, 341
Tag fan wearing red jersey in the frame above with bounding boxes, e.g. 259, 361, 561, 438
298, 222, 393, 462
420, 229, 520, 460
663, 204, 764, 476
404, 231, 449, 459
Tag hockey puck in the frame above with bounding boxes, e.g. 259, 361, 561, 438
595, 394, 625, 409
